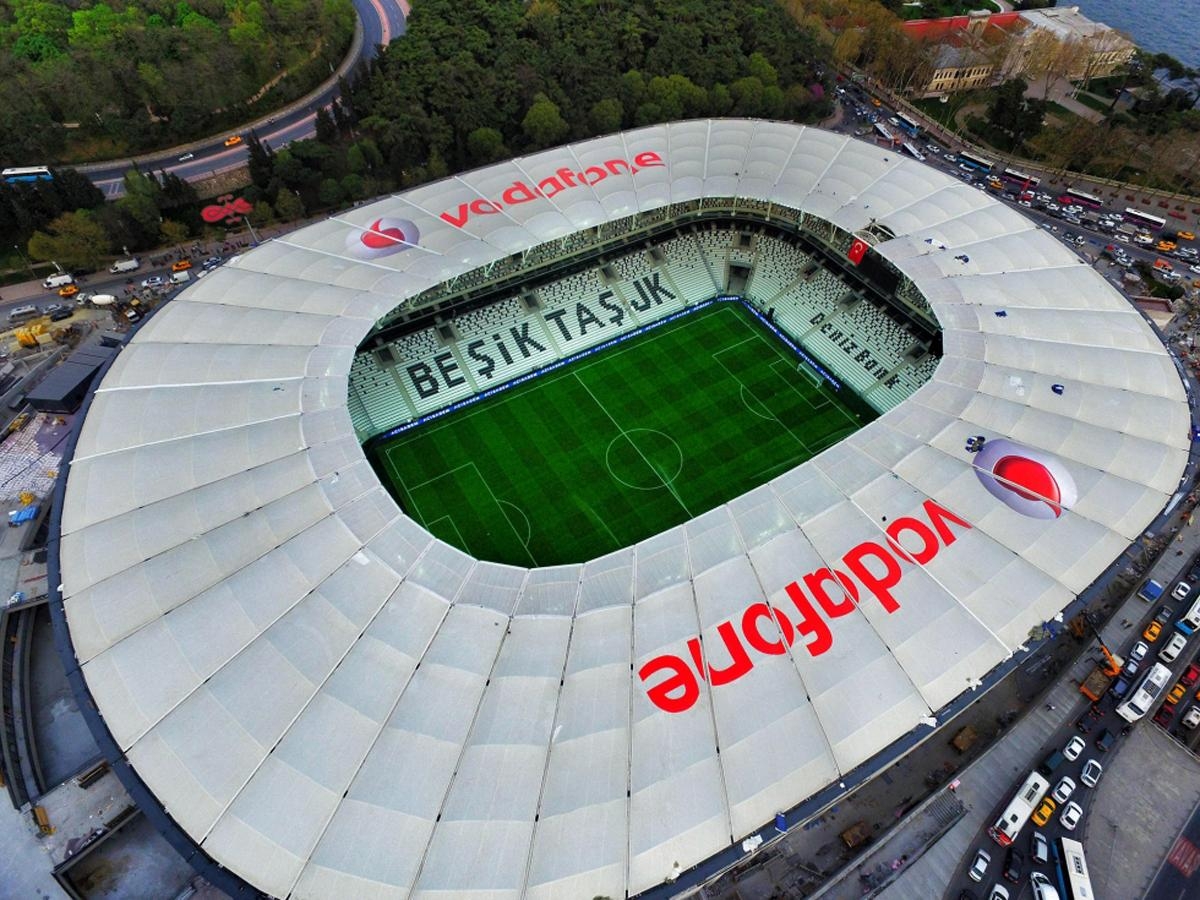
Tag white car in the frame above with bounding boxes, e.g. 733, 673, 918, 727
1080, 759, 1103, 787
1060, 801, 1083, 830
1064, 735, 1086, 761
1183, 706, 1200, 729
141, 275, 166, 288
1174, 581, 1192, 601
1191, 264, 1200, 274
1160, 631, 1188, 663
969, 847, 991, 882
1130, 640, 1149, 662
1052, 775, 1076, 803
988, 886, 1010, 900
178, 151, 195, 162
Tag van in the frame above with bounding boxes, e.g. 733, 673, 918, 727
42, 272, 73, 290
1036, 749, 1066, 777
109, 257, 140, 274
169, 270, 191, 285
7, 305, 39, 324
1176, 597, 1200, 636
1160, 631, 1187, 663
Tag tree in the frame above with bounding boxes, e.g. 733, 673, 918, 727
466, 127, 508, 165
987, 77, 1048, 148
315, 107, 339, 144
589, 98, 624, 135
27, 210, 110, 271
522, 93, 570, 148
246, 131, 276, 191
159, 218, 189, 245
274, 189, 305, 222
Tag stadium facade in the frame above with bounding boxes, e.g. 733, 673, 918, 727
51, 119, 1189, 899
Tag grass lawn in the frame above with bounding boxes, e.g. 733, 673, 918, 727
370, 301, 873, 567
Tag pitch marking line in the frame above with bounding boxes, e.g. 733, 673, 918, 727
573, 372, 693, 518
424, 515, 472, 555
710, 352, 811, 454
466, 462, 538, 567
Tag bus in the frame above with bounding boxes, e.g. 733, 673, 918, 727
988, 771, 1049, 846
895, 113, 921, 138
1124, 207, 1168, 232
1116, 661, 1172, 722
1057, 837, 1094, 900
1, 166, 52, 183
902, 141, 925, 161
1063, 187, 1103, 209
957, 150, 995, 173
874, 122, 900, 145
1002, 167, 1040, 191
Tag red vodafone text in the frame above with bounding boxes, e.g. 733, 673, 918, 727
440, 151, 666, 228
638, 500, 972, 714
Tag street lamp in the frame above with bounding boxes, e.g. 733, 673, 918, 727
12, 244, 33, 277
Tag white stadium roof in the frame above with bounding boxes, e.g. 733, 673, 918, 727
58, 119, 1188, 899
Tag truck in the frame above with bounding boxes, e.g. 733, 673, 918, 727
109, 257, 140, 274
1079, 643, 1124, 702
1138, 579, 1165, 602
42, 272, 73, 290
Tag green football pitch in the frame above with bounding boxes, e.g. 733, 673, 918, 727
370, 302, 875, 567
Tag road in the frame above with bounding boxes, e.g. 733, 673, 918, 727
79, 0, 407, 198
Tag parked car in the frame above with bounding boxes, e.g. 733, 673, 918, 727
1080, 759, 1103, 788
1052, 776, 1076, 804
1094, 728, 1116, 752
1169, 682, 1188, 705
1030, 831, 1049, 865
1030, 872, 1057, 900
1154, 704, 1176, 727
987, 886, 1009, 900
969, 848, 991, 882
1063, 735, 1085, 761
1183, 706, 1200, 729
1155, 605, 1174, 625
141, 275, 166, 288
1060, 801, 1083, 831
1129, 640, 1149, 662
1174, 581, 1192, 601
1032, 796, 1056, 826
1160, 631, 1188, 663
1144, 620, 1163, 643
1002, 847, 1024, 884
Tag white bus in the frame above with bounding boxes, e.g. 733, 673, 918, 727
902, 141, 925, 161
1116, 661, 1173, 722
1059, 837, 1094, 900
988, 771, 1049, 846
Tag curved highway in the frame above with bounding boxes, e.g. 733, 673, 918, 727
82, 0, 407, 198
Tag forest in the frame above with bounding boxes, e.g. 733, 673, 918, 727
345, 0, 834, 186
0, 0, 354, 164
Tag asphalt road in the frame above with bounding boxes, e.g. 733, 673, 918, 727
80, 0, 407, 198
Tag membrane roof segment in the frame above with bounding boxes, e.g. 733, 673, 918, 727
59, 119, 1188, 899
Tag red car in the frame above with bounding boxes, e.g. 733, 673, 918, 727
1182, 663, 1200, 689
1154, 703, 1177, 727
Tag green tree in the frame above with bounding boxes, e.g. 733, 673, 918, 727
27, 210, 110, 271
246, 131, 277, 191
589, 98, 624, 135
274, 188, 305, 221
318, 177, 344, 207
522, 93, 570, 148
986, 78, 1048, 149
466, 127, 509, 165
159, 218, 189, 245
315, 107, 339, 144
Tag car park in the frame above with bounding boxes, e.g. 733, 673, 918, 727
1060, 801, 1083, 830
1080, 759, 1103, 788
1030, 830, 1049, 865
1052, 776, 1076, 803
1160, 631, 1187, 663
1144, 620, 1163, 643
1063, 735, 1085, 760
1032, 796, 1056, 826
1174, 582, 1192, 601
1183, 706, 1200, 729
969, 848, 991, 881
1002, 847, 1023, 884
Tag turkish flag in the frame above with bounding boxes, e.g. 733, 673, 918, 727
847, 238, 869, 265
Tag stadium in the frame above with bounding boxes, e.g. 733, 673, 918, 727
50, 119, 1190, 899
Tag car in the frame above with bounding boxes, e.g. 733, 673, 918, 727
48, 306, 73, 321
178, 151, 195, 162
1063, 735, 1085, 761
958, 891, 978, 900
1183, 706, 1200, 729
1125, 658, 1141, 677
1112, 674, 1132, 698
1154, 704, 1176, 727
1156, 605, 1174, 624
1174, 582, 1192, 601
1052, 775, 1076, 803
1046, 203, 1060, 212
170, 259, 192, 272
1188, 664, 1200, 688
1130, 640, 1149, 662
1032, 796, 1056, 826
141, 275, 166, 289
1075, 713, 1094, 734
987, 886, 1009, 900
1080, 758, 1103, 788
201, 256, 222, 270
1160, 631, 1187, 663
1144, 620, 1163, 643
1060, 801, 1083, 830
224, 135, 243, 147
57, 283, 78, 298
1180, 230, 1196, 241
1169, 682, 1188, 704
1018, 200, 1032, 207
1002, 846, 1023, 883
1030, 831, 1049, 865
1030, 871, 1057, 900
1192, 264, 1200, 275
1094, 728, 1116, 752
969, 847, 991, 882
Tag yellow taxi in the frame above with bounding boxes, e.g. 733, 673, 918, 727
1168, 682, 1188, 705
57, 283, 79, 298
1032, 796, 1056, 827
224, 135, 243, 147
1180, 230, 1196, 241
1157, 239, 1178, 252
170, 259, 192, 272
1144, 620, 1163, 643
871, 97, 882, 107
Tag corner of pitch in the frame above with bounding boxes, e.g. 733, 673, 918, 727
638, 499, 972, 713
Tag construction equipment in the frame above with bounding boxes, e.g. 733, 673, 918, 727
1079, 642, 1125, 702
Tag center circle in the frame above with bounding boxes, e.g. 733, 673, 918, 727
605, 428, 684, 492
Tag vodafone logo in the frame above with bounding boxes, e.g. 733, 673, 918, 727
973, 438, 1077, 519
346, 217, 420, 259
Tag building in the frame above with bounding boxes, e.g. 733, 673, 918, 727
1014, 6, 1135, 81
904, 11, 1019, 97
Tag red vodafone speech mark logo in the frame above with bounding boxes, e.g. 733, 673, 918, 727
973, 438, 1077, 519
346, 217, 419, 259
